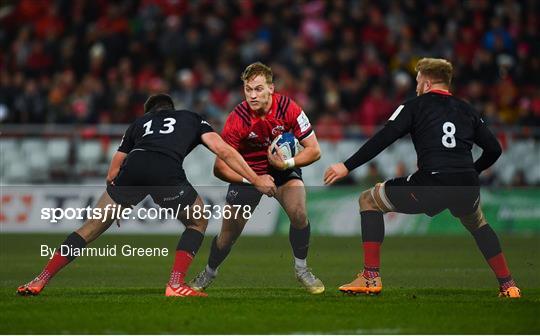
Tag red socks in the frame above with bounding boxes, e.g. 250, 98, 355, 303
168, 250, 193, 286
360, 211, 384, 279
36, 252, 70, 282
472, 225, 515, 287
488, 253, 516, 289
363, 242, 381, 270
487, 253, 511, 279
169, 228, 205, 287
34, 232, 86, 283
362, 242, 381, 278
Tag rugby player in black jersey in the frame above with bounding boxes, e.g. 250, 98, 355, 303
324, 58, 520, 298
17, 94, 276, 297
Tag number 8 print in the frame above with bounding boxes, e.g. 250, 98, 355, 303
442, 121, 456, 148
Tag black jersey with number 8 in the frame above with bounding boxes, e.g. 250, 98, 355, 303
386, 91, 493, 173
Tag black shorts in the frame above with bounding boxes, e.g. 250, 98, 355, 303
106, 150, 198, 209
382, 170, 480, 217
225, 167, 302, 207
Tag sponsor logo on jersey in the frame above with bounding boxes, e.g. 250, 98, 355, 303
201, 120, 211, 126
227, 190, 239, 201
163, 190, 184, 202
297, 111, 311, 132
271, 125, 285, 136
246, 131, 271, 148
163, 195, 179, 202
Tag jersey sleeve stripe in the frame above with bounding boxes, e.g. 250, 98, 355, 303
234, 105, 249, 119
276, 95, 285, 119
238, 102, 250, 115
237, 103, 252, 120
281, 97, 291, 119
276, 97, 287, 119
239, 104, 253, 125
277, 95, 284, 108
297, 128, 314, 141
234, 106, 250, 126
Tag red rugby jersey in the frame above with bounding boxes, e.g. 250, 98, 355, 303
222, 93, 314, 174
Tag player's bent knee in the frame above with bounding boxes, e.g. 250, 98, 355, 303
218, 217, 246, 247
77, 217, 113, 243
185, 217, 208, 232
288, 208, 308, 228
358, 190, 369, 209
178, 196, 208, 232
180, 209, 208, 232
459, 207, 487, 232
359, 189, 378, 211
216, 233, 236, 250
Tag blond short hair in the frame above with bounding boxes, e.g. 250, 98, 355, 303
241, 62, 273, 84
415, 58, 453, 86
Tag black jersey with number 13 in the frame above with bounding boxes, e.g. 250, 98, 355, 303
117, 109, 214, 164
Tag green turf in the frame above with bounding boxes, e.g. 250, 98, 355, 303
1, 234, 539, 334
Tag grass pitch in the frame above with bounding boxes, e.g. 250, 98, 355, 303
1, 233, 539, 334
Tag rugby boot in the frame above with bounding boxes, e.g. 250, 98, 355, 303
295, 268, 325, 294
188, 267, 217, 292
499, 286, 521, 298
339, 273, 382, 295
165, 283, 207, 297
17, 273, 49, 296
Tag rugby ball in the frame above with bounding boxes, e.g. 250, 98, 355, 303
270, 133, 301, 160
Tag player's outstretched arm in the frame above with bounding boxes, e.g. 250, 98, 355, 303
268, 133, 321, 171
324, 125, 403, 185
324, 163, 349, 185
214, 157, 243, 183
106, 151, 127, 184
343, 126, 402, 171
202, 132, 276, 196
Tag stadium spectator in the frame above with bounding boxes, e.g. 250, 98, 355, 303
13, 79, 46, 123
395, 161, 408, 177
361, 162, 384, 187
1, 0, 537, 132
479, 168, 499, 187
352, 85, 394, 135
510, 169, 528, 187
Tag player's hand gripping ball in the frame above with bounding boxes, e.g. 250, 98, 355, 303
270, 133, 301, 160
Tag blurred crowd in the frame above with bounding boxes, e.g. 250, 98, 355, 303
1, 0, 539, 138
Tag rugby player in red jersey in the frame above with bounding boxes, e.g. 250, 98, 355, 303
189, 62, 325, 294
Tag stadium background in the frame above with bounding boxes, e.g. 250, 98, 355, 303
1, 1, 539, 334
1, 0, 538, 235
